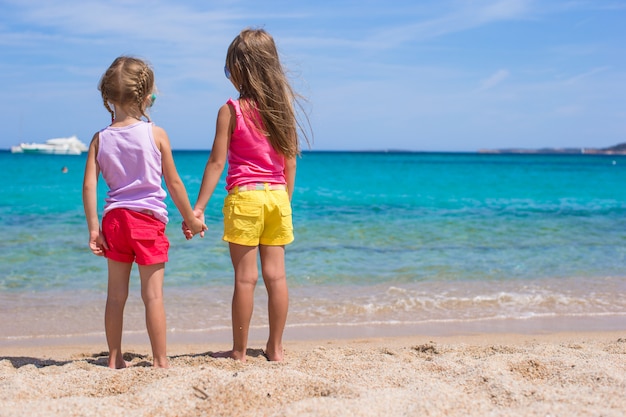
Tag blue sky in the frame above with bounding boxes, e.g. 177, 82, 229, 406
1, 0, 625, 151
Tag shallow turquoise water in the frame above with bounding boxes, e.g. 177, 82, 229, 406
1, 150, 625, 342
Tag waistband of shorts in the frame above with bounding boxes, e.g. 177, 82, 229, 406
228, 183, 287, 194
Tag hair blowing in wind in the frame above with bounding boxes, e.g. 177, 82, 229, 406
225, 29, 311, 158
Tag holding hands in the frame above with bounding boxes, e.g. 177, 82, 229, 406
182, 209, 206, 240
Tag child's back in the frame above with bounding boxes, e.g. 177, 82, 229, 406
83, 56, 206, 368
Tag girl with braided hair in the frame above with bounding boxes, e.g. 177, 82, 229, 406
83, 56, 206, 368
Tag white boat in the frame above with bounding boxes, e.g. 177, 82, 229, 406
11, 136, 88, 155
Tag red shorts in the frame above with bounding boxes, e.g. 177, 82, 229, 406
102, 208, 169, 265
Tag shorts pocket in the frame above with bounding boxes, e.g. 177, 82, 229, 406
130, 228, 158, 240
223, 202, 263, 218
223, 202, 263, 240
279, 202, 292, 217
235, 204, 262, 217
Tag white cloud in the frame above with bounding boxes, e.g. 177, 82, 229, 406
478, 69, 510, 91
478, 0, 533, 21
563, 66, 610, 84
370, 0, 534, 47
10, 1, 237, 46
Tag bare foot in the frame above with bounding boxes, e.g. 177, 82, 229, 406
153, 358, 170, 369
211, 350, 246, 362
108, 359, 130, 369
264, 346, 284, 362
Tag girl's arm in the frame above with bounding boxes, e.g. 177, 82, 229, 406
193, 103, 233, 214
82, 133, 108, 255
284, 156, 296, 201
153, 125, 207, 237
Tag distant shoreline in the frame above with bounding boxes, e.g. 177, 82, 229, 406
2, 147, 626, 155
478, 146, 626, 155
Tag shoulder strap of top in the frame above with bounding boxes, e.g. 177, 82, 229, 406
226, 98, 241, 117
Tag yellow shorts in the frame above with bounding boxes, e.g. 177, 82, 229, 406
222, 184, 294, 246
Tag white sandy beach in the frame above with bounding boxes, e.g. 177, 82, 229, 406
1, 331, 625, 416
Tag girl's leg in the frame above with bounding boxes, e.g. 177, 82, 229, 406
214, 243, 259, 361
105, 260, 132, 369
138, 263, 169, 368
259, 244, 288, 362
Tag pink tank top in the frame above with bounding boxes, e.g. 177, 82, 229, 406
97, 121, 168, 224
225, 98, 286, 190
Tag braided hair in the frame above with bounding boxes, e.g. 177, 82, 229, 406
98, 56, 155, 122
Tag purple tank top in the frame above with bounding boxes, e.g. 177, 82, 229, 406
97, 121, 168, 224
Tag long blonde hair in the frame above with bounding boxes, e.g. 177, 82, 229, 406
225, 28, 311, 158
98, 56, 155, 122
